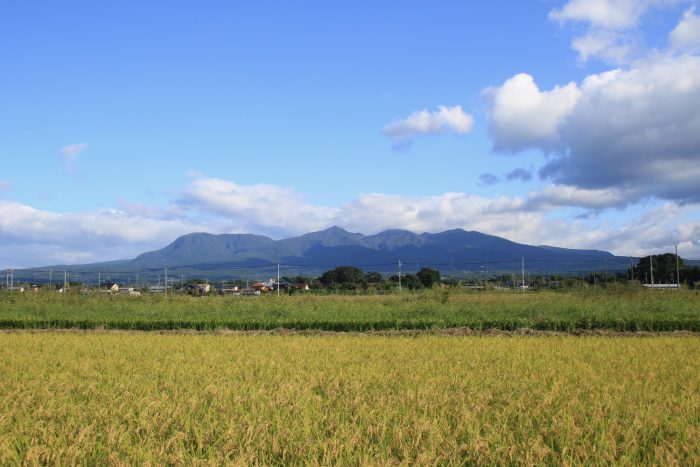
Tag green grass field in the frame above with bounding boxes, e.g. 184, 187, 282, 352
1, 333, 697, 464
1, 287, 699, 331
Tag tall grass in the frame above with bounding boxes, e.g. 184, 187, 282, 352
0, 287, 699, 331
0, 333, 697, 464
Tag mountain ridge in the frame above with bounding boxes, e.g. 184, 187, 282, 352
22, 226, 632, 279
128, 226, 617, 269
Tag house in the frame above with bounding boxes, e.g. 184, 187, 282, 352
251, 283, 270, 293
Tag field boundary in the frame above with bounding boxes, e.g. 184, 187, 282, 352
1, 327, 699, 337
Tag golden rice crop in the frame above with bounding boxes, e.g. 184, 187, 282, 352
0, 333, 698, 464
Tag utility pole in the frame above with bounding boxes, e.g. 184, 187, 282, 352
676, 244, 681, 288
398, 259, 402, 292
650, 256, 654, 287
98, 272, 101, 290
277, 263, 280, 296
63, 268, 67, 292
604, 259, 608, 287
629, 257, 634, 281
521, 257, 525, 293
165, 265, 168, 297
9, 268, 13, 291
49, 268, 53, 288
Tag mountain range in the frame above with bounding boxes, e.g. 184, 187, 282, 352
131, 226, 618, 268
19, 227, 633, 281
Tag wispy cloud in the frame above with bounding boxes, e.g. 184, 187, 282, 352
382, 105, 473, 149
58, 143, 88, 172
478, 173, 500, 186
548, 0, 685, 63
505, 168, 533, 182
669, 5, 700, 52
0, 180, 12, 193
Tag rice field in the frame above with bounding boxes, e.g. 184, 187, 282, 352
1, 332, 698, 464
1, 287, 699, 332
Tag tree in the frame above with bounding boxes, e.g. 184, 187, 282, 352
416, 267, 441, 288
319, 270, 337, 286
401, 274, 424, 290
319, 266, 365, 286
682, 266, 700, 289
365, 271, 383, 283
634, 253, 683, 284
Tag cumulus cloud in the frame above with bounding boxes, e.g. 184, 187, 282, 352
0, 200, 208, 266
2, 177, 699, 266
382, 105, 474, 148
179, 177, 336, 236
486, 54, 700, 205
484, 73, 581, 153
596, 202, 700, 257
58, 143, 88, 172
669, 5, 700, 51
176, 177, 700, 258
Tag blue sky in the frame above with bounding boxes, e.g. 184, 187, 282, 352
1, 0, 700, 267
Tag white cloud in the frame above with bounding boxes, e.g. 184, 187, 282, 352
179, 177, 336, 236
486, 54, 700, 205
58, 143, 88, 172
382, 105, 474, 148
178, 177, 699, 257
1, 178, 699, 267
596, 202, 700, 257
337, 192, 533, 239
550, 0, 686, 63
669, 5, 700, 51
524, 185, 641, 210
0, 200, 207, 266
571, 30, 635, 63
484, 73, 581, 153
549, 0, 663, 29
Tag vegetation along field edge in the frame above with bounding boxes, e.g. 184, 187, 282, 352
1, 288, 699, 332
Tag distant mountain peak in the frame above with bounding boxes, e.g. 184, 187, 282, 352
323, 225, 351, 233
65, 226, 624, 274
